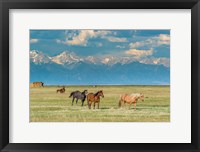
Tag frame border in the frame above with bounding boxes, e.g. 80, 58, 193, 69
0, 0, 200, 151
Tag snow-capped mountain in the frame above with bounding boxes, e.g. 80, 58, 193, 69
140, 58, 170, 68
51, 51, 83, 65
30, 50, 51, 64
30, 50, 170, 67
85, 56, 102, 64
101, 56, 118, 65
30, 50, 170, 85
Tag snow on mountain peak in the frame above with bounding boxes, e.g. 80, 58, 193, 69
140, 58, 170, 67
30, 50, 51, 64
51, 51, 81, 65
30, 50, 170, 67
102, 58, 110, 64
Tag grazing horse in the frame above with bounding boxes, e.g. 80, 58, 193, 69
87, 90, 104, 109
119, 93, 144, 110
69, 90, 88, 106
56, 87, 65, 93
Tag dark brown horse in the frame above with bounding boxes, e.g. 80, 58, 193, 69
56, 87, 65, 93
87, 90, 104, 109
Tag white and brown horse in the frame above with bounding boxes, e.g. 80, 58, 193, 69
118, 93, 144, 110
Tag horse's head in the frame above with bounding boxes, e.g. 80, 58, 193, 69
83, 90, 88, 94
140, 93, 144, 101
98, 90, 104, 98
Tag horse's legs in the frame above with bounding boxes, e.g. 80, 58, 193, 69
118, 100, 121, 108
123, 101, 126, 108
122, 100, 125, 108
76, 98, 78, 104
93, 103, 96, 109
129, 103, 132, 110
81, 99, 84, 106
72, 97, 75, 106
134, 102, 136, 110
87, 100, 91, 109
97, 102, 99, 109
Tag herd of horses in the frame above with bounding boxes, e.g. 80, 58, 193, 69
31, 82, 145, 110
58, 87, 144, 110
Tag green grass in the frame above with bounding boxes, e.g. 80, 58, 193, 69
30, 85, 170, 122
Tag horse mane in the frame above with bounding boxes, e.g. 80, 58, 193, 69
94, 91, 100, 96
94, 90, 102, 96
81, 90, 87, 94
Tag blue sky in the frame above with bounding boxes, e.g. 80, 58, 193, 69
30, 30, 170, 67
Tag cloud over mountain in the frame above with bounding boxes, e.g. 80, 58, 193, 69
65, 30, 111, 46
125, 49, 153, 59
129, 34, 170, 49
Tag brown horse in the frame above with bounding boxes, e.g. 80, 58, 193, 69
30, 82, 44, 88
56, 87, 65, 93
118, 93, 144, 110
87, 90, 104, 109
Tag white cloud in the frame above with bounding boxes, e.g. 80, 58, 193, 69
106, 37, 128, 42
116, 45, 125, 49
55, 39, 62, 44
64, 30, 129, 46
30, 39, 39, 43
158, 34, 170, 45
66, 30, 94, 46
125, 48, 153, 59
129, 41, 144, 48
96, 43, 103, 47
65, 30, 111, 46
159, 34, 170, 41
129, 34, 170, 49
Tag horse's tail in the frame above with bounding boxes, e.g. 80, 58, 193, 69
119, 94, 124, 108
118, 95, 122, 108
69, 92, 74, 98
86, 94, 89, 104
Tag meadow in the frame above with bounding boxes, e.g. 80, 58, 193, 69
30, 85, 170, 122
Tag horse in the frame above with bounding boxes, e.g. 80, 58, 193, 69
118, 93, 144, 110
87, 90, 104, 109
130, 93, 144, 102
69, 90, 88, 106
56, 87, 65, 93
30, 82, 44, 88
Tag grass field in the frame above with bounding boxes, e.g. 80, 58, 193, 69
30, 85, 170, 122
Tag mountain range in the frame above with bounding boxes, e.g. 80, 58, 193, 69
30, 50, 170, 85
